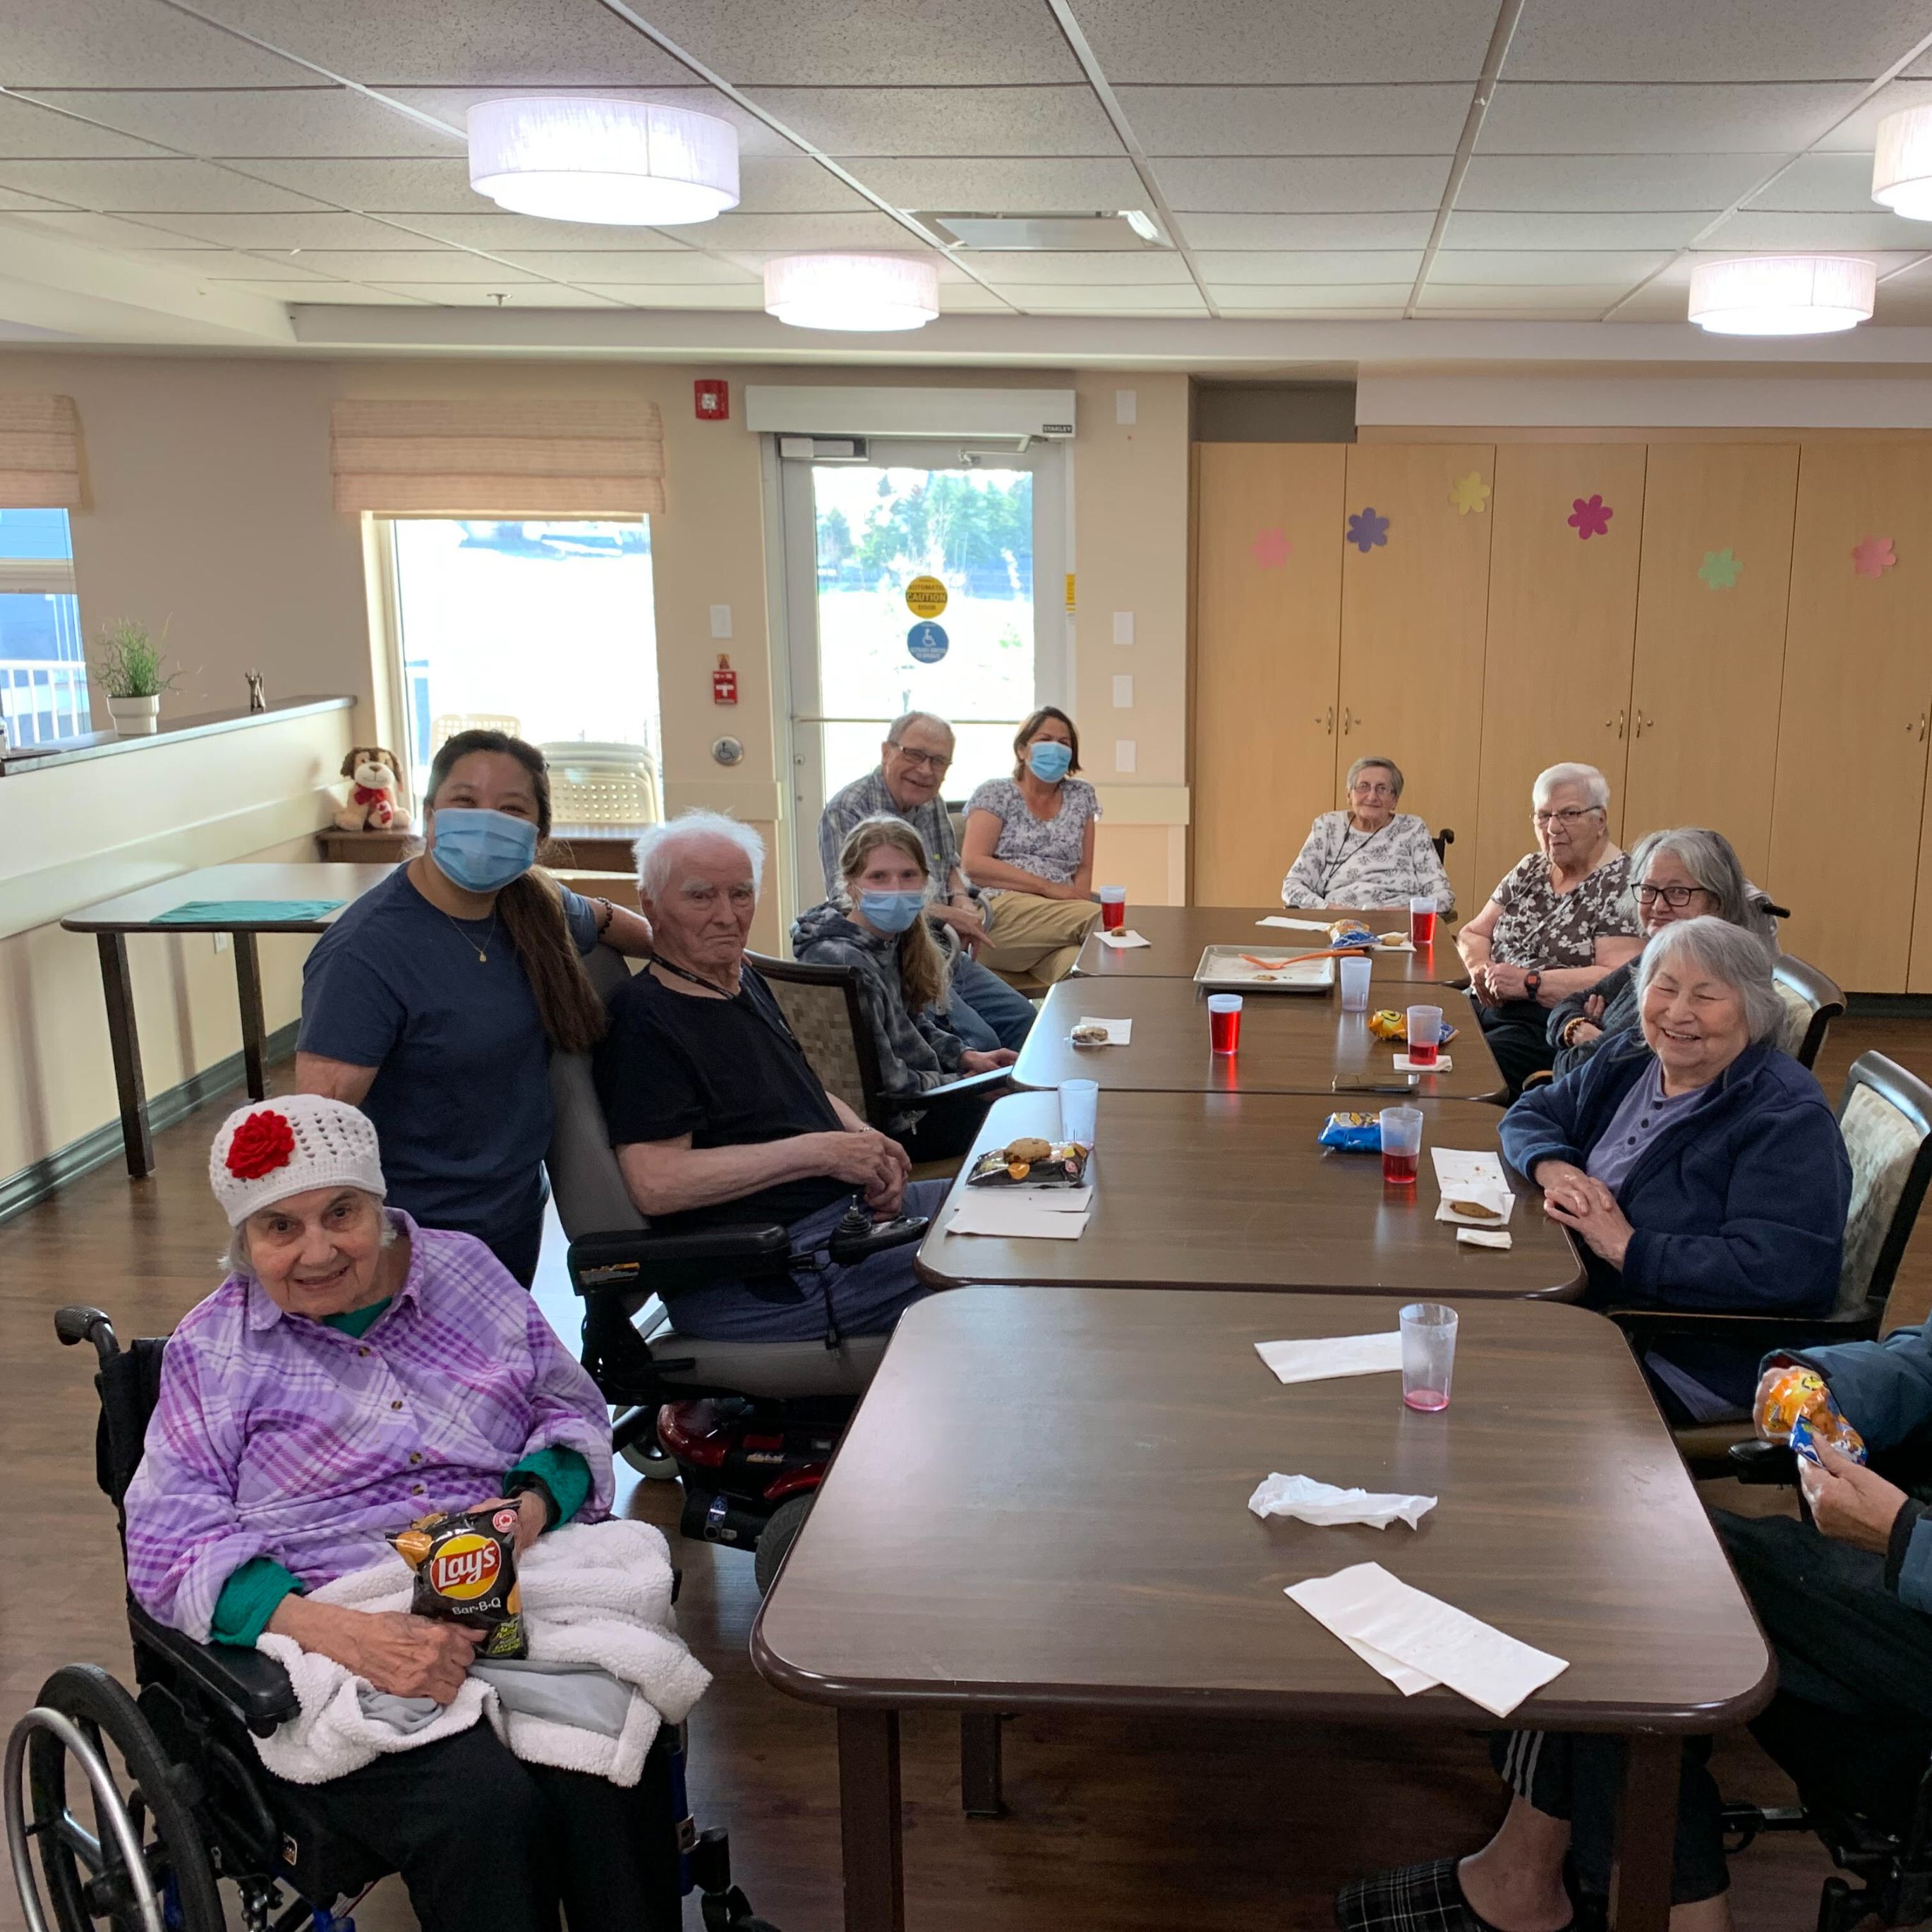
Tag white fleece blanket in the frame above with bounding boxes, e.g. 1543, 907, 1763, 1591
253, 1518, 711, 1788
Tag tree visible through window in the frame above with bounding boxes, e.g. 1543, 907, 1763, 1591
0, 509, 85, 746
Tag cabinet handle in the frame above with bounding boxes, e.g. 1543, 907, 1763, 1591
1315, 705, 1334, 734
1605, 709, 1626, 739
1342, 708, 1358, 735
1919, 711, 1929, 742
1634, 711, 1654, 739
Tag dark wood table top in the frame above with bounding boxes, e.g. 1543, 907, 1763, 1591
1013, 977, 1505, 1101
62, 862, 397, 933
917, 1090, 1582, 1299
751, 1288, 1773, 1734
1075, 904, 1460, 985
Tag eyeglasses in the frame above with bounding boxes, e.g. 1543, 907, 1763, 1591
1532, 807, 1605, 827
888, 744, 951, 772
1636, 883, 1711, 907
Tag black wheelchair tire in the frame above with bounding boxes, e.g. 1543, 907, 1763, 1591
26, 1665, 223, 1932
751, 1495, 814, 1597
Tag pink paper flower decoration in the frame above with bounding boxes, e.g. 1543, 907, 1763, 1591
1852, 535, 1897, 580
1251, 526, 1291, 568
1568, 495, 1613, 541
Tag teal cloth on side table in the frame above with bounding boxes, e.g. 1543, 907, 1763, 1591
150, 899, 345, 925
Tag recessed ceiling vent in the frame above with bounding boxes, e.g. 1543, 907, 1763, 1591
919, 210, 1167, 252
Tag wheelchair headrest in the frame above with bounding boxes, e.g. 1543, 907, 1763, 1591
549, 943, 646, 1240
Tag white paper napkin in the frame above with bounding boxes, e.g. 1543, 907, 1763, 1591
1255, 1332, 1403, 1385
946, 1194, 1091, 1240
1375, 935, 1415, 952
1286, 1562, 1569, 1717
1257, 915, 1332, 932
1075, 1016, 1133, 1044
1458, 1228, 1514, 1250
1394, 1053, 1452, 1073
1248, 1473, 1437, 1531
1095, 929, 1151, 950
1431, 1151, 1516, 1226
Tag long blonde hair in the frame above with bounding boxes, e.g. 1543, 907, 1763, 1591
838, 816, 948, 1015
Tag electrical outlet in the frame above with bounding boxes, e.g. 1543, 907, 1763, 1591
212, 931, 230, 953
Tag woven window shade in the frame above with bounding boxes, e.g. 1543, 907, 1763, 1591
0, 394, 83, 507
330, 399, 665, 517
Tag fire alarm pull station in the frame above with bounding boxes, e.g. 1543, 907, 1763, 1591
694, 379, 728, 420
713, 655, 738, 705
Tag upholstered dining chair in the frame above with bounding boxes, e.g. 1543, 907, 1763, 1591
1771, 953, 1846, 1071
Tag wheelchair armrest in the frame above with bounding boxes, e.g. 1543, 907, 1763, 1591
826, 1211, 929, 1264
1606, 1305, 1878, 1355
1727, 1439, 1799, 1486
128, 1599, 298, 1739
567, 1224, 792, 1295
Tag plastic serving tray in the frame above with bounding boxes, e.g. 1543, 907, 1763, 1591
1193, 946, 1336, 993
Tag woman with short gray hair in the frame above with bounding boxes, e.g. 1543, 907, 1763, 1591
1502, 913, 1849, 1424
1279, 755, 1455, 914
1546, 826, 1777, 1075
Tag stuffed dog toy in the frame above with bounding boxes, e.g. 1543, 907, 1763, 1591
334, 745, 412, 833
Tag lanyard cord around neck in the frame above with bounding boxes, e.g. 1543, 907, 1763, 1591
644, 951, 817, 1068
1320, 816, 1393, 895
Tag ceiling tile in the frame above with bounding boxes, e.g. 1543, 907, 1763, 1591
359, 282, 624, 306
186, 0, 693, 85
959, 250, 1196, 285
0, 94, 170, 158
1506, 0, 1932, 81
1413, 285, 1632, 314
574, 283, 768, 308
701, 210, 923, 250
730, 157, 874, 214
127, 248, 344, 280
120, 209, 445, 246
388, 210, 695, 250
1193, 248, 1423, 283
280, 283, 433, 303
7, 209, 204, 248
379, 87, 797, 158
1480, 82, 1863, 154
1605, 280, 1696, 320
1457, 152, 1778, 210
1155, 155, 1450, 212
854, 157, 1148, 211
1002, 286, 1210, 313
23, 87, 464, 159
0, 187, 85, 212
1443, 209, 1712, 248
1430, 248, 1674, 284
1708, 209, 1932, 247
744, 86, 1121, 158
1874, 262, 1932, 319
1818, 78, 1932, 150
1210, 284, 1414, 308
937, 282, 1020, 310
493, 250, 758, 282
1075, 0, 1502, 82
1746, 152, 1897, 210
635, 1, 1084, 85
0, 0, 314, 87
0, 157, 327, 211
1119, 85, 1471, 157
275, 249, 545, 281
215, 157, 482, 210
1172, 211, 1436, 247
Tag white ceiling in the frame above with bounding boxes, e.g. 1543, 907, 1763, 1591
1, 0, 1932, 339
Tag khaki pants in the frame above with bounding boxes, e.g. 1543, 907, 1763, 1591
978, 891, 1101, 991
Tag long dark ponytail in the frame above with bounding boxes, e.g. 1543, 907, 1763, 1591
425, 730, 608, 1053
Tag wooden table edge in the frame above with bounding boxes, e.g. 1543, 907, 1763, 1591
912, 1255, 1588, 1298
60, 914, 346, 934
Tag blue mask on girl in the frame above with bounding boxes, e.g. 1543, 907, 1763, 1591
431, 808, 538, 894
857, 890, 926, 935
1027, 741, 1073, 783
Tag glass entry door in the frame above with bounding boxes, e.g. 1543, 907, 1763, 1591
778, 437, 1066, 907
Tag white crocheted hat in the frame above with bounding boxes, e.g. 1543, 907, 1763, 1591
208, 1094, 387, 1227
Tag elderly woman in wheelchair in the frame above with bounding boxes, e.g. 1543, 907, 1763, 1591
69, 1092, 704, 1932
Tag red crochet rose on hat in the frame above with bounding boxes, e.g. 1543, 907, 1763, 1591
226, 1109, 296, 1181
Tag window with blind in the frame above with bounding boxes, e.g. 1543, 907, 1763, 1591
0, 509, 85, 746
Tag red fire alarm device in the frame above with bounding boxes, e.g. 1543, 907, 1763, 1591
712, 654, 738, 705
694, 378, 729, 421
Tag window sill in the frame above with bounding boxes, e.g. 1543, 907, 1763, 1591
1, 695, 354, 777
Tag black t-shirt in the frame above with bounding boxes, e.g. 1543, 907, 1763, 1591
593, 963, 847, 1234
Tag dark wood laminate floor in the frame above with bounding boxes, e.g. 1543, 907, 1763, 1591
4, 1016, 1927, 1932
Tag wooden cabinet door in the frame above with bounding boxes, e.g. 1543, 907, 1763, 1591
1473, 444, 1646, 904
1912, 724, 1932, 991
1769, 444, 1932, 990
1338, 443, 1495, 914
1191, 442, 1345, 904
1623, 444, 1798, 882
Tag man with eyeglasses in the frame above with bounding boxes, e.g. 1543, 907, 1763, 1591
816, 711, 1034, 1052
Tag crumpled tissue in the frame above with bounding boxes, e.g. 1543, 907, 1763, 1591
1247, 1472, 1437, 1531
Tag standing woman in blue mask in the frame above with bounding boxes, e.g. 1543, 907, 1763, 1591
792, 816, 1015, 1156
961, 706, 1104, 989
296, 730, 653, 1284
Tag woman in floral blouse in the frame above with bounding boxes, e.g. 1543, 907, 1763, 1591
1456, 761, 1643, 1094
1281, 756, 1455, 915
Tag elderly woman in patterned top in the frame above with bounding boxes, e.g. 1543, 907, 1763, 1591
123, 1094, 683, 1932
1456, 761, 1643, 1095
1281, 755, 1455, 915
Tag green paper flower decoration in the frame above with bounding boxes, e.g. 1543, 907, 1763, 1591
1698, 548, 1742, 591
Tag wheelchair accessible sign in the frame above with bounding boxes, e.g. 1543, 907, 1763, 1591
906, 620, 948, 664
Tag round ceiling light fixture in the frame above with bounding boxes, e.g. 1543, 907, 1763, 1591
1687, 255, 1876, 335
763, 254, 941, 331
1874, 104, 1932, 219
467, 97, 739, 226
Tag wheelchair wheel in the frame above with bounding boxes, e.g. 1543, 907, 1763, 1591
613, 1405, 679, 1480
751, 1495, 814, 1597
8, 1665, 222, 1932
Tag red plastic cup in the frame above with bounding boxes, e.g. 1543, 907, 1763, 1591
1099, 886, 1127, 931
1379, 1106, 1423, 1186
1208, 993, 1243, 1054
1406, 1004, 1443, 1069
1382, 1150, 1420, 1185
1409, 896, 1437, 948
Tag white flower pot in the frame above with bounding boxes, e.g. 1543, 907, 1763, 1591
107, 695, 161, 736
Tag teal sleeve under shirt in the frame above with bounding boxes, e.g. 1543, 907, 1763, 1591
210, 1555, 303, 1648
506, 1444, 593, 1527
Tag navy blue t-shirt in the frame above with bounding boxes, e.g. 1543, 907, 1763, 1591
298, 867, 598, 1245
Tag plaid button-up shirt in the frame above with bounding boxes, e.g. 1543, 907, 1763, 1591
816, 766, 974, 905
124, 1214, 612, 1642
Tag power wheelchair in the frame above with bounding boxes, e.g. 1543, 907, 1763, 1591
5, 1304, 776, 1932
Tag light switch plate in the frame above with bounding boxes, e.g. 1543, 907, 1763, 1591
1113, 674, 1134, 708
1115, 389, 1137, 425
1115, 738, 1137, 773
708, 604, 733, 639
1112, 610, 1134, 646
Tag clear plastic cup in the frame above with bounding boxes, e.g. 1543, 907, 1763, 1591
1410, 896, 1437, 948
1379, 1104, 1423, 1185
1098, 885, 1127, 932
1338, 955, 1372, 1011
1400, 1301, 1458, 1412
1406, 1003, 1444, 1070
1059, 1079, 1099, 1148
1208, 993, 1243, 1054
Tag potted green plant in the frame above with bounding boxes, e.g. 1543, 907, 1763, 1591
92, 620, 181, 735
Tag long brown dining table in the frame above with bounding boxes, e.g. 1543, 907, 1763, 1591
917, 1089, 1583, 1298
1012, 975, 1507, 1101
1074, 902, 1462, 984
751, 1288, 1772, 1932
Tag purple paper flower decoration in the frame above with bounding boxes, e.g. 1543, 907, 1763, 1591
1568, 494, 1613, 541
1346, 507, 1389, 554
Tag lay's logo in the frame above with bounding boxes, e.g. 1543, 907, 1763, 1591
428, 1532, 501, 1600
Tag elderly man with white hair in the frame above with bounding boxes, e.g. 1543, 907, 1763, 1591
1457, 761, 1643, 1094
592, 809, 951, 1342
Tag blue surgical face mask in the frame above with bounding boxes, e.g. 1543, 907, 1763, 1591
857, 890, 926, 935
431, 807, 538, 894
1027, 740, 1073, 783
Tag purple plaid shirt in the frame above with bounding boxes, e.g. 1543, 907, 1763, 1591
124, 1214, 613, 1642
